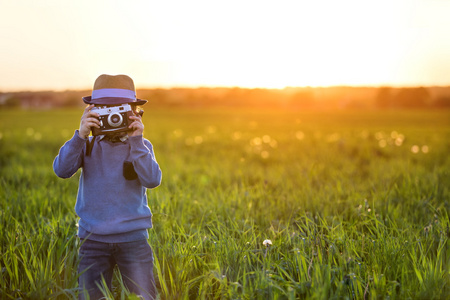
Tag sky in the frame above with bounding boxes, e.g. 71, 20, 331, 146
0, 0, 449, 91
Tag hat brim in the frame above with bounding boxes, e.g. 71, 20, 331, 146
83, 96, 147, 106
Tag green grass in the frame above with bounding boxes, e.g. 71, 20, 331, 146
0, 107, 449, 299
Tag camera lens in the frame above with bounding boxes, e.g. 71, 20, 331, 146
107, 113, 123, 127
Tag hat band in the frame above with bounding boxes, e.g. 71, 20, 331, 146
92, 88, 136, 100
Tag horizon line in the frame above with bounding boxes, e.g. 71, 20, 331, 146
2, 83, 450, 93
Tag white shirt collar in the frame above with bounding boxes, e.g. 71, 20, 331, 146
98, 134, 129, 143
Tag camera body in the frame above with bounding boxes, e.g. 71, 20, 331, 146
91, 104, 134, 136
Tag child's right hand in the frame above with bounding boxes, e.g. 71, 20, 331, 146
79, 105, 100, 139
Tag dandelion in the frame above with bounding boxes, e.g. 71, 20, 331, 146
421, 145, 429, 153
326, 133, 340, 143
263, 239, 272, 247
253, 146, 262, 154
375, 132, 384, 140
360, 130, 369, 139
411, 145, 420, 153
194, 136, 203, 144
249, 121, 258, 129
34, 133, 42, 141
173, 129, 183, 138
26, 128, 34, 136
232, 131, 242, 140
262, 135, 271, 143
250, 137, 262, 146
206, 126, 216, 134
378, 140, 387, 148
263, 239, 272, 261
296, 131, 305, 140
261, 151, 269, 159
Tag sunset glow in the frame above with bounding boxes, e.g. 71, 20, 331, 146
1, 0, 449, 90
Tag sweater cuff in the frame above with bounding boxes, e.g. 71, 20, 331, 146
71, 130, 88, 146
128, 134, 145, 147
74, 130, 87, 140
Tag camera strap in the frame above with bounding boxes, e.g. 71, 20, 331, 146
86, 137, 95, 156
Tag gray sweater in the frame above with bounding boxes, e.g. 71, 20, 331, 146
53, 131, 162, 242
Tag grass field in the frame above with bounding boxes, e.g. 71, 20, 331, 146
0, 107, 449, 299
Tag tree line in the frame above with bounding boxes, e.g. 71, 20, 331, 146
1, 86, 449, 109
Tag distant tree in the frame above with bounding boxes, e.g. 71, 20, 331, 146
290, 90, 315, 108
375, 87, 393, 108
4, 97, 21, 108
62, 96, 81, 107
224, 88, 245, 106
394, 87, 430, 108
144, 89, 167, 105
433, 96, 450, 108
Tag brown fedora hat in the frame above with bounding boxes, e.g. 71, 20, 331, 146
82, 74, 147, 105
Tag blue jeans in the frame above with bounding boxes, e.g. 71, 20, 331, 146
78, 239, 156, 300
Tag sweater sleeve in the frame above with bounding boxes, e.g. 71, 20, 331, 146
53, 130, 86, 178
128, 135, 162, 188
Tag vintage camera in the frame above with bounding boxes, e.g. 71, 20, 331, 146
91, 104, 134, 136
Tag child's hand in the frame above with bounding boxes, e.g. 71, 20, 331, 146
128, 112, 144, 137
79, 105, 100, 139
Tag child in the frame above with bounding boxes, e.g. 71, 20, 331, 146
53, 74, 162, 300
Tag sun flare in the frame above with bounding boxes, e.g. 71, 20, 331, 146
131, 1, 414, 88
0, 0, 449, 90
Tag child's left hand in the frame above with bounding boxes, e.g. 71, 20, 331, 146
128, 113, 144, 136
